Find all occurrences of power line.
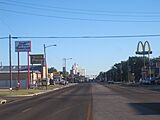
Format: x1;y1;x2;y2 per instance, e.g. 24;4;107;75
4;0;160;15
0;16;16;34
1;1;160;18
0;8;160;22
1;34;160;39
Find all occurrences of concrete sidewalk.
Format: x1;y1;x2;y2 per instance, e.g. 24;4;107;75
92;83;160;120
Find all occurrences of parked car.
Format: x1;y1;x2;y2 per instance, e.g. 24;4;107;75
55;80;60;84
50;79;56;85
142;80;151;85
155;77;160;85
139;77;156;85
60;80;68;85
107;80;114;84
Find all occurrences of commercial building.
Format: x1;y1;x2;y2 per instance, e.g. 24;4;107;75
0;65;42;88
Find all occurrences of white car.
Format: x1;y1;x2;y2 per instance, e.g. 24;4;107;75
60;80;66;85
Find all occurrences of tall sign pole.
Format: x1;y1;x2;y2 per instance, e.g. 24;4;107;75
15;41;31;89
9;34;12;90
136;41;152;80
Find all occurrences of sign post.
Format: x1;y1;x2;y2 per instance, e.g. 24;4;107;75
30;54;44;64
15;41;31;89
136;41;152;80
18;52;20;89
15;41;31;52
30;54;44;86
28;52;30;89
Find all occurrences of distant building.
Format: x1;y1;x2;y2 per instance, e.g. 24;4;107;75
70;63;86;76
69;63;86;82
78;69;86;76
0;65;42;88
86;75;97;79
71;63;79;75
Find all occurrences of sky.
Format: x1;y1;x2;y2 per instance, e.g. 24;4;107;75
0;0;160;75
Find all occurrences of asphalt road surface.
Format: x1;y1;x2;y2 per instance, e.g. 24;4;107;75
0;83;160;120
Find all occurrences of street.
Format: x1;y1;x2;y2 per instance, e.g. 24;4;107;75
0;83;160;120
94;83;160;120
0;84;93;120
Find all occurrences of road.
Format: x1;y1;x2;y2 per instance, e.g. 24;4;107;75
0;84;93;120
0;83;160;120
95;83;160;120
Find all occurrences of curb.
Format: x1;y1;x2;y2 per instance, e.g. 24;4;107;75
9;83;78;97
33;83;77;96
0;83;78;105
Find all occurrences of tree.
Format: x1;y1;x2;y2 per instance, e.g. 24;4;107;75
48;67;57;73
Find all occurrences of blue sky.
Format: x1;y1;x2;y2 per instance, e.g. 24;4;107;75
0;0;160;75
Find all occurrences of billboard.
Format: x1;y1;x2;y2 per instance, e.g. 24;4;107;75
15;41;31;52
30;54;44;64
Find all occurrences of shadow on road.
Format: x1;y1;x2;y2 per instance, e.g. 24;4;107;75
129;102;160;115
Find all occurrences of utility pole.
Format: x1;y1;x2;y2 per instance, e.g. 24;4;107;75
9;34;12;90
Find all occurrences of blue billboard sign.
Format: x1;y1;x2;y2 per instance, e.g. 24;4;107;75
15;41;31;52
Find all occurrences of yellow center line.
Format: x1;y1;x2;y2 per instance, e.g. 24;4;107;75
85;104;91;120
85;103;94;120
91;111;94;120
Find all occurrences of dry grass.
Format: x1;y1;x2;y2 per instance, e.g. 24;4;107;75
0;84;63;96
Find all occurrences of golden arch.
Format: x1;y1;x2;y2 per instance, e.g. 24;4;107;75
144;41;151;52
137;41;144;52
136;41;152;55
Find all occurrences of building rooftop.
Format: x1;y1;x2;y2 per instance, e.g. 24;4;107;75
0;65;42;72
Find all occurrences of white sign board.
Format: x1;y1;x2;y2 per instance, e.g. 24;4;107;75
15;41;31;52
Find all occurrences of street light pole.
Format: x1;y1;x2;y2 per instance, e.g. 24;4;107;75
63;58;72;80
43;44;56;89
44;44;46;74
128;59;130;83
63;58;72;72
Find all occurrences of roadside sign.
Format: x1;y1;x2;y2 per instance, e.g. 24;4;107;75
30;54;44;64
15;41;31;52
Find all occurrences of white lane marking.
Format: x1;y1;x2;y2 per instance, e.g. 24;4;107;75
22;108;31;113
52;104;82;116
